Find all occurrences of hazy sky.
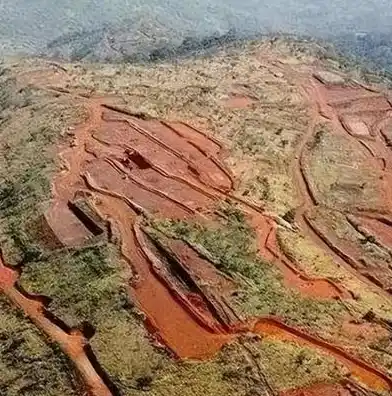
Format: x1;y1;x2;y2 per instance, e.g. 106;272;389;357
0;0;391;54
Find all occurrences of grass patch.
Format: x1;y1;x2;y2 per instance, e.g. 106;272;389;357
306;130;384;211
19;243;257;395
0;75;87;265
19;244;168;393
147;201;345;330
0;295;79;396
256;338;345;390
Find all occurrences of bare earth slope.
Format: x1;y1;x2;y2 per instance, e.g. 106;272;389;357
1;38;392;396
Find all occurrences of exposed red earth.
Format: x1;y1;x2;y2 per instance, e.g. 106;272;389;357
296;73;392;296
279;380;380;396
1;65;392;396
45;91;392;392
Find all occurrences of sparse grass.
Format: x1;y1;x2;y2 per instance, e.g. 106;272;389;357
310;207;392;271
148;201;346;331
306;127;384;211
255;338;345;391
276;224;392;347
0;295;79;396
64;41;308;215
2;40;392;396
20;245;126;326
19;243;263;396
19;244;167;393
0;74;87;265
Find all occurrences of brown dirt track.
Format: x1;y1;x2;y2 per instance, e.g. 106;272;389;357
2;62;392;396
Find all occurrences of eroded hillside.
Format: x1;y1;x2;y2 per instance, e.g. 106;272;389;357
1;39;392;396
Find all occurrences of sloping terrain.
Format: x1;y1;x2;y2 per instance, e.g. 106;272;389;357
1;38;392;396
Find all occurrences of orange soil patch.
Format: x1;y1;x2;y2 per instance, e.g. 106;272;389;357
341;115;371;137
42;95;392;393
223;93;254;109
163;121;222;156
317;85;380;105
280;383;352;396
334;96;391;116
45;202;94;247
0;258;17;289
92;194;232;359
293;72;392;300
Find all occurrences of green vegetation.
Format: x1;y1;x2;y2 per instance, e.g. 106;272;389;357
256;338;345;390
1;39;391;395
333;33;392;75
19;244;264;395
0;61;272;396
0;295;78;396
19;243;167;393
0;72;87;265
148;201;345;330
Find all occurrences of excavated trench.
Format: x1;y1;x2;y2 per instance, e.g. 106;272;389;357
2;72;392;396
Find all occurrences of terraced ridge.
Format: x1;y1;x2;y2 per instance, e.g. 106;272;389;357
1;56;392;396
298;73;392;296
20;85;390;394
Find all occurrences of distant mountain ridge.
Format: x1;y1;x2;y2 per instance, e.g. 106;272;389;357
1;0;392;60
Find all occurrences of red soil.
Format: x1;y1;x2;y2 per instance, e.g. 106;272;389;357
297;75;392;295
41;94;391;393
3;66;392;395
280;383;352;396
223;93;255;109
45;202;94;247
